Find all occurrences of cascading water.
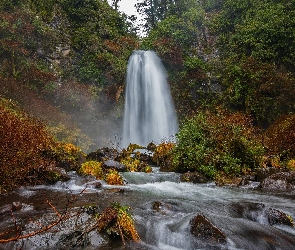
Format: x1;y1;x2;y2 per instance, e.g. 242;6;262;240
122;50;178;147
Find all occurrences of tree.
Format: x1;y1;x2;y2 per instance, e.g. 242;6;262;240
214;0;295;126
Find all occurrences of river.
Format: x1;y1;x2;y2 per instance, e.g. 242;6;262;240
1;168;295;249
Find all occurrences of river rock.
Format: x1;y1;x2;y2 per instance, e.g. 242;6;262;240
102;160;126;172
12;202;23;211
152;201;172;212
87;147;120;161
190;214;226;243
44;166;71;184
215;175;253;187
256;167;282;182
229;202;294;227
180;171;208;183
259;171;295;189
266;208;294;227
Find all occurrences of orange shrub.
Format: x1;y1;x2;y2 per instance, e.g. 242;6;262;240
0;99;56;192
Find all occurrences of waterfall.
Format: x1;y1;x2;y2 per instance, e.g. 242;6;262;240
122;50;178;147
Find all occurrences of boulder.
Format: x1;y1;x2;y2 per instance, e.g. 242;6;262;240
152;201;172;212
190;214;226;243
102;160;126;172
87;147;120;161
229;202;294;227
215;175;254;187
260;171;295;189
266;208;294;227
12;202;23;211
180;171;208;183
256;167;282;182
44;165;71;184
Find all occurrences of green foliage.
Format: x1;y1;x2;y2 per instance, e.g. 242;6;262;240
213;0;295;126
172;109;264;179
215;0;295;69
221;57;295;126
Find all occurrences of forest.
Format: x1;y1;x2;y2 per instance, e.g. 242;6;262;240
1;0;295;192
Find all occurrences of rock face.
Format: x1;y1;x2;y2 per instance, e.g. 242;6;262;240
260;171;295;189
190;214;226;243
180;171;208;183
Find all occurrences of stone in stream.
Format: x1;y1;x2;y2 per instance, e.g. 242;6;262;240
102;160;127;172
229;202;294;227
259;171;295;189
256;167;282;182
43;166;71;183
87;147;120;161
190;214;226;243
12;201;22;211
266;208;294;227
180;171;208;183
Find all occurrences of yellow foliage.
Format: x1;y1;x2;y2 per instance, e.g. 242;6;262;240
105;169;124;185
152;142;175;168
126;143;143;152
117;208;140;241
120;158;140;172
287;159;295;170
80;161;103;179
96;202;140;242
144;166;152;173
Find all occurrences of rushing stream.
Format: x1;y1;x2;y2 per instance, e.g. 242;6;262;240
1;168;295;250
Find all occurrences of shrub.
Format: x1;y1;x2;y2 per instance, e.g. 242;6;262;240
105;169;124;185
287;159;295;171
152;142;176;171
96;202;140;242
172;109;264;179
263;114;295;159
120;158;141;172
0;99;56;192
80;161;103;179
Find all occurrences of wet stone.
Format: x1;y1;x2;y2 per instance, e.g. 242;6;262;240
256;167;283;182
190;214;226;243
102;160;127;172
266;208;294;227
180;171;208;183
11;201;22;211
260;171;295;189
87;147;120;162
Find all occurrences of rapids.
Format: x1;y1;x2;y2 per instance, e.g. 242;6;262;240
1;169;295;249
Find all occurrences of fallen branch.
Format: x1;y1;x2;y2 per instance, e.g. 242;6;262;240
0;187;86;243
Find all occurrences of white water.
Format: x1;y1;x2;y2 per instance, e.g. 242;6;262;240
122;50;178;147
2;169;295;250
